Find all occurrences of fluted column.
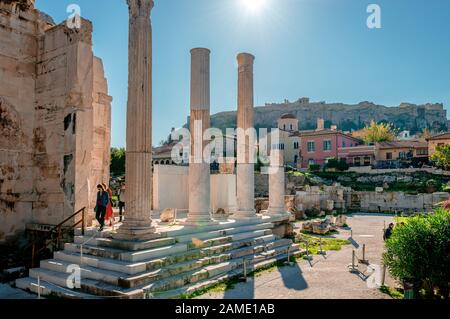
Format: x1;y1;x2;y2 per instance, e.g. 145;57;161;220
115;0;156;240
267;149;287;216
185;48;215;226
233;53;258;220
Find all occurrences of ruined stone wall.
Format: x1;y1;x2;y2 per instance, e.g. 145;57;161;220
0;2;111;243
0;2;40;242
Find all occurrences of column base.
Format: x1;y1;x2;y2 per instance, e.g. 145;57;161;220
182;212;218;227
231;209;260;221
113;218;158;241
262;210;292;221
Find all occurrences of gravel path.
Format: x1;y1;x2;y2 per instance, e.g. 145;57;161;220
197;214;396;299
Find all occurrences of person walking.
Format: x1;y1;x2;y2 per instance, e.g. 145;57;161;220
383;223;394;241
118;184;126;222
103;183;114;227
95;184;109;231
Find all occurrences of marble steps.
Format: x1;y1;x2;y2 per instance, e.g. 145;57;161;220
73;236;177;251
172;222;275;243
15;277;99;299
151;245;305;299
65;229;273;263
46;235;288;289
26;242;300;298
53;233;277;276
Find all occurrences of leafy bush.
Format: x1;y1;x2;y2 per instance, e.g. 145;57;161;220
431;143;450;170
308;164;321;172
325;158;349;171
383;208;450;299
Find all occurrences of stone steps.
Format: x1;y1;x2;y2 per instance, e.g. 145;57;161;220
17;218;297;299
26;242;299;298
151;246;304;299
66;229;273;263
47;236;288;290
15;277;98;299
54;233;277;276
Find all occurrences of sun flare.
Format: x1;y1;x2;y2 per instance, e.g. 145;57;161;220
241;0;267;14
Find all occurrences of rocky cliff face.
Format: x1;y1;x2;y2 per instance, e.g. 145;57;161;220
206;100;448;133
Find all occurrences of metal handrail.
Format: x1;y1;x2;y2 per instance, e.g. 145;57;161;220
26;207;86;268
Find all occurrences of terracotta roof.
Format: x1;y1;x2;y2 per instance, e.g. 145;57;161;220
427;132;450;141
280;113;297;120
289;129;363;142
377;140;428;149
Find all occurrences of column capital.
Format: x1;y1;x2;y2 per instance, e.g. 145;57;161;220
127;0;154;19
237;53;255;67
190;47;211;56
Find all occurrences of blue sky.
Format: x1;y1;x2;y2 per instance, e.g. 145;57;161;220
35;0;450;147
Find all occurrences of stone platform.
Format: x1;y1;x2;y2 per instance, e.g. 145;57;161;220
16;215;300;299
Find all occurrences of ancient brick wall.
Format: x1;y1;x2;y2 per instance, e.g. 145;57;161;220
0;2;111;243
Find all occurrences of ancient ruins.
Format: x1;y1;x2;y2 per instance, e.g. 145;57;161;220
0;0;111;244
13;0;298;298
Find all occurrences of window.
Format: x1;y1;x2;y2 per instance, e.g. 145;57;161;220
386;152;393;160
293;142;299;149
307;141;315;153
417;149;428;156
364;157;371;166
354;157;361;166
308;159;315;165
399;152;407;159
290;124;293;130
323;140;332;152
342;141;346;148
283;124;286;130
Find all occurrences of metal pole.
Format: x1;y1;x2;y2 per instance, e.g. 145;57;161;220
362;244;366;261
381;264;386;286
82;208;85;236
37;276;41;299
80;245;83;266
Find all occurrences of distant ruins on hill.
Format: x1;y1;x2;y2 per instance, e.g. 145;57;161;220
203;98;448;134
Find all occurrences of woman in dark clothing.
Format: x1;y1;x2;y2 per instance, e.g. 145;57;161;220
94;184;109;231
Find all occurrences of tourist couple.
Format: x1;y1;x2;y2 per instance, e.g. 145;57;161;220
94;183;114;231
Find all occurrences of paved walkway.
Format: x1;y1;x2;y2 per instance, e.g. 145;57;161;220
197;215;396;299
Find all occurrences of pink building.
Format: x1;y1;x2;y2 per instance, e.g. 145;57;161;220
291;129;363;168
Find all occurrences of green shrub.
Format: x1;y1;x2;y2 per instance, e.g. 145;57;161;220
308;164;321;172
383;208;450;299
324;158;349;171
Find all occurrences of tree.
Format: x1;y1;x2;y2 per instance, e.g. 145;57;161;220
420;128;432;140
360;120;396;144
383;209;450;299
431;143;450;170
110;147;125;177
324;158;349;171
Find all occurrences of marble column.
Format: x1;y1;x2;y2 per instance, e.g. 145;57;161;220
233;53;258;220
185;48;214;226
115;0;156;240
267;149;287;216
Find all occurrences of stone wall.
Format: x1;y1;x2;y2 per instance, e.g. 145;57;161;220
0;2;111;243
255;173;306;197
356;191;448;213
152;165;237;214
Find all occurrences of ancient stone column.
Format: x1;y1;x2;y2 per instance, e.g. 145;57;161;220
115;0;156;240
185;48;214;226
233;53;258;220
267;149;286;216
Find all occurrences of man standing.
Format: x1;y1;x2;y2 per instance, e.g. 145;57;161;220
95;184;109;231
383;223;394;241
118;184;126;222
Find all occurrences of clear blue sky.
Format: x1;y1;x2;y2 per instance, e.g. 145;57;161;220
35;0;450;148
